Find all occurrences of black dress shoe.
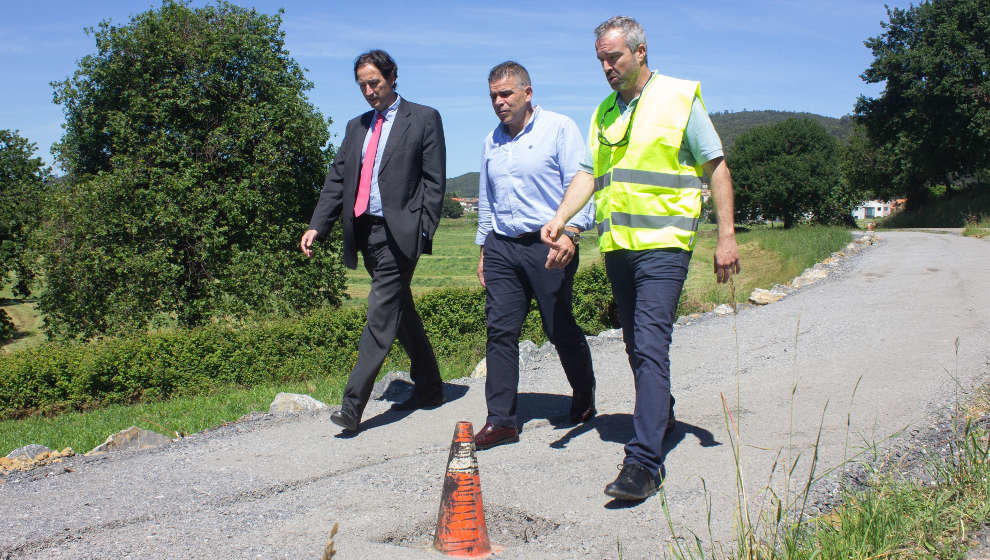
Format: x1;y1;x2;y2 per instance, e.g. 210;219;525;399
569;391;596;423
604;463;660;501
330;408;359;432
390;392;444;411
474;422;519;450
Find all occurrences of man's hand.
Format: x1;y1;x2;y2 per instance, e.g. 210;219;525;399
713;235;740;283
300;229;319;257
476;250;486;287
541;221;577;270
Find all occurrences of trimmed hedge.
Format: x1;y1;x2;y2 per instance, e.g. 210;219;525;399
0;263;616;420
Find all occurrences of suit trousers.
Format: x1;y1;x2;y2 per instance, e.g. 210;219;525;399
340;219;442;417
604;248;691;479
482;232;596;427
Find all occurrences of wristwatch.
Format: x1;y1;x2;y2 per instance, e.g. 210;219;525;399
562;229;580;244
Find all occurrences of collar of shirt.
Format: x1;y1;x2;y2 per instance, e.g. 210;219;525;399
494;104;540;143
616;71;656;113
376;94;401;123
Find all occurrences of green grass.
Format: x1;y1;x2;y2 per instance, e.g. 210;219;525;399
342;215;602;303
681;225;852;314
0;378;346;455
784;419;989;559
0;280;44;353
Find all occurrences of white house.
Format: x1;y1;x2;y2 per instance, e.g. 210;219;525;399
851;199;905;220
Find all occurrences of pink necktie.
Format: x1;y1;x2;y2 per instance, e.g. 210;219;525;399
354;112;385;217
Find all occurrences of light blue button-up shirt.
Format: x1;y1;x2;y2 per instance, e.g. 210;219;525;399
476;105;594;245
361;95;402;217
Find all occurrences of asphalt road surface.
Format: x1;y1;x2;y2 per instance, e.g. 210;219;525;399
2;230;989;559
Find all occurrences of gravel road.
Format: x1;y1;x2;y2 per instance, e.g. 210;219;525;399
2;230;989;559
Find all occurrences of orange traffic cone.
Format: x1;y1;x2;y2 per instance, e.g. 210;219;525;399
433;421;493;558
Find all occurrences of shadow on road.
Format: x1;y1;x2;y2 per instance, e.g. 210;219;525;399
335;381;470;437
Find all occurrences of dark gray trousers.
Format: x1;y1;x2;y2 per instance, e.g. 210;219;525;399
340;219;442;417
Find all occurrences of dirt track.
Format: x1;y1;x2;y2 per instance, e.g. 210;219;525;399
2;230;988;559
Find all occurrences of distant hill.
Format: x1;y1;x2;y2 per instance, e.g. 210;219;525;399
447;172;480;197
710;110;855;151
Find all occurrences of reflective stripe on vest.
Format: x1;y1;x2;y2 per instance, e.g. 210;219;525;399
594;169;703;192
589;73;705;253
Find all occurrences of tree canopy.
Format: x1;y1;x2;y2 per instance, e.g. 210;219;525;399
0;129;47;298
43;1;344;339
441;193;464;219
854;0;990;208
730;119;857;228
0;130;48;341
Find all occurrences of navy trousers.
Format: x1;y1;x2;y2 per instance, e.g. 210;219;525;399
340;219;443;418
604;248;691;479
482;232;596;427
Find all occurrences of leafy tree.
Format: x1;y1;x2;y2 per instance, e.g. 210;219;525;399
0;129;48;298
441;192;464;219
43;1;344;339
855;0;990;209
730;119;856;228
840;125;894;203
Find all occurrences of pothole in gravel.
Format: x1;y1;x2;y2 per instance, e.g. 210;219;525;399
379;505;561;548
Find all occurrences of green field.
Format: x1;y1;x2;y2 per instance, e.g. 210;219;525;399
342;215;602;303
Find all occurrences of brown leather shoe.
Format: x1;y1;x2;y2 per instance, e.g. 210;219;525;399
474;422;519;450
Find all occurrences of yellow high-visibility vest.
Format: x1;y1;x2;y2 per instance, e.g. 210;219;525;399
590;73;705;252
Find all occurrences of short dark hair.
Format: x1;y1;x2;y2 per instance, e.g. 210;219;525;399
354;50;398;87
488;61;531;87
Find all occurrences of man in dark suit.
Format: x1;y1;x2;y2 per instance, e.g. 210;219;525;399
300;50;446;433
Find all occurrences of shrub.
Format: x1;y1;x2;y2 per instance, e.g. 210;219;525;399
0;262;616;419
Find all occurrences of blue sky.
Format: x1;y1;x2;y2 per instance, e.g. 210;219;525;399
1;0;913;179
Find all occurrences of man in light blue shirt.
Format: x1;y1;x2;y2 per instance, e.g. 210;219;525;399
473;61;597;450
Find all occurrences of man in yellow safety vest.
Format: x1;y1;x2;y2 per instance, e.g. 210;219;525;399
542;15;740;501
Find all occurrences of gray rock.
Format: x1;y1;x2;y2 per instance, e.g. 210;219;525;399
770;284;791;295
749;288;785;305
87;426;173;456
714;303;735;316
468;339;557;377
269;392;329;413
791;267;829;289
371;371;414;402
518;340;539;363
470;359;487;378
5;444;53;460
597;328;623;340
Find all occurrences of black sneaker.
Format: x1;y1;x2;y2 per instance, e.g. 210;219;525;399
604;463;660;501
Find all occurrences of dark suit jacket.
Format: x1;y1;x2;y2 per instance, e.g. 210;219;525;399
309;98;446;269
